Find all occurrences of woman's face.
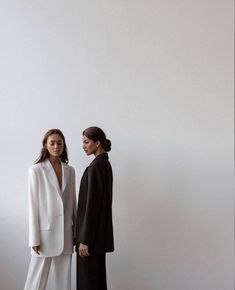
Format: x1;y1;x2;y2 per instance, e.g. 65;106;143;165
46;134;64;158
83;135;99;156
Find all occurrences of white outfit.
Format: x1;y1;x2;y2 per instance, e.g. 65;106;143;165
24;254;71;290
24;159;76;290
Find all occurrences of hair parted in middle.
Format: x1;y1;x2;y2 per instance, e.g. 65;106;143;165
35;129;69;164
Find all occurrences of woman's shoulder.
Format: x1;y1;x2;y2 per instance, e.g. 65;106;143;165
89;158;104;169
63;163;76;173
63;162;74;168
88;157;111;173
29;163;42;171
29;159;49;172
89;153;109;167
28;163;43;178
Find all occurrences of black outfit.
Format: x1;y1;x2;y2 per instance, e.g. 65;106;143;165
76;153;114;290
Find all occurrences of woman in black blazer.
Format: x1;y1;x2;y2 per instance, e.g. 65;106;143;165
76;127;114;290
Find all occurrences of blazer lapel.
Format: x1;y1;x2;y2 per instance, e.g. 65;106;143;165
61;163;69;195
42;159;61;195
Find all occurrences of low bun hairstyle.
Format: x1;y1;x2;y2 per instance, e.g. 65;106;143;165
83;127;112;152
104;139;111;152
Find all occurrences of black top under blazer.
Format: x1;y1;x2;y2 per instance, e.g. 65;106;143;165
76;153;114;255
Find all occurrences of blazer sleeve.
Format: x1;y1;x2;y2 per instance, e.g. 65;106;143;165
79;165;103;245
28;168;40;247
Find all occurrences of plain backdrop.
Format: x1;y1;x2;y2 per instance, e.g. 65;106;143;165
0;1;233;290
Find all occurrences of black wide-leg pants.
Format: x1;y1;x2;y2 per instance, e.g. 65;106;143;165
76;253;107;290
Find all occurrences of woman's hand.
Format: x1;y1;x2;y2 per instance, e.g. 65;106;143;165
32;245;40;255
79;243;90;257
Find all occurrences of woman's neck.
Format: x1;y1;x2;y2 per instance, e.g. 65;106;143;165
94;147;105;157
49;156;61;166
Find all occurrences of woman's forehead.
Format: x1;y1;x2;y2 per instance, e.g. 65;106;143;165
47;134;63;141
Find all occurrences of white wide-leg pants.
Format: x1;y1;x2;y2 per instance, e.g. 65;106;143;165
24;254;71;290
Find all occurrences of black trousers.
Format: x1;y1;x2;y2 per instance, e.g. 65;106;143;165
76;253;107;290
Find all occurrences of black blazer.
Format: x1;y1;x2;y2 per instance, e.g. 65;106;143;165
76;153;114;255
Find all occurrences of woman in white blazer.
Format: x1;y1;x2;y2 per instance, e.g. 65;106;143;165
24;129;76;290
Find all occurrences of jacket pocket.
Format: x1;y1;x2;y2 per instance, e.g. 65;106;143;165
40;222;51;231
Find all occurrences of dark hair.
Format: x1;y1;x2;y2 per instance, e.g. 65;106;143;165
35;129;69;164
83;126;111;152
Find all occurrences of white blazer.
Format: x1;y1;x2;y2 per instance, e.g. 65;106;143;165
28;159;76;257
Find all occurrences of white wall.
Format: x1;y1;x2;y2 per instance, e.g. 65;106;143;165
0;1;233;290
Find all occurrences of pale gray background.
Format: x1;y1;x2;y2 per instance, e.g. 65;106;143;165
0;1;233;290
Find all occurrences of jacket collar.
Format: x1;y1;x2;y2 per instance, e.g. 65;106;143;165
41;159;69;195
90;153;109;165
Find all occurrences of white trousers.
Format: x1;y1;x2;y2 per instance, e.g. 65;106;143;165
24;254;72;290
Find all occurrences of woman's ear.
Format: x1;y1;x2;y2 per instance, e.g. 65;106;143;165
96;141;101;148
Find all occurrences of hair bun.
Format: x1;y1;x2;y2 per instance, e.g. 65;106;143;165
105;139;111;152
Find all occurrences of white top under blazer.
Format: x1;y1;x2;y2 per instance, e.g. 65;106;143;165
28;159;76;257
